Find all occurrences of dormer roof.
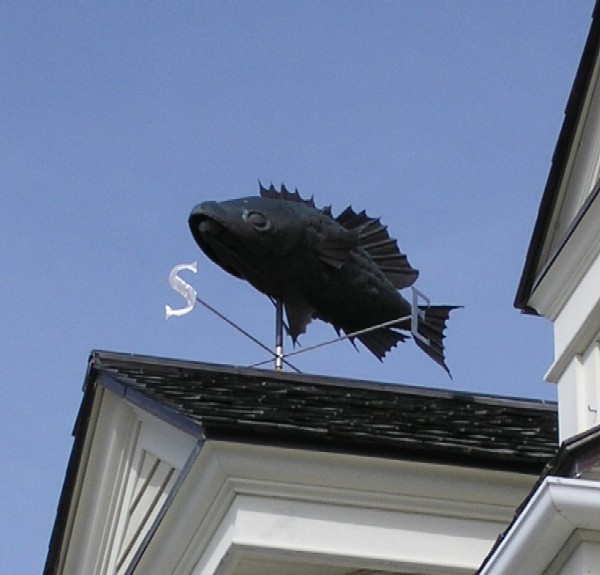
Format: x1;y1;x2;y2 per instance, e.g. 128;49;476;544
45;351;559;575
87;350;557;471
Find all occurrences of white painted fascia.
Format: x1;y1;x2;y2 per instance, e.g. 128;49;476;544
526;189;600;385
528;35;600;322
204;493;493;575
59;386;139;575
131;441;537;575
478;476;600;575
529;187;600;326
545;296;600;385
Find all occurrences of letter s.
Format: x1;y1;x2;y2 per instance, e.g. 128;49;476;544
165;262;198;319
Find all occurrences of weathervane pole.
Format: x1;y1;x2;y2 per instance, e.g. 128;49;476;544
275;298;284;370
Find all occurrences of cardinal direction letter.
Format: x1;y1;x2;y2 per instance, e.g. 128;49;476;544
411;287;430;345
165;262;198;319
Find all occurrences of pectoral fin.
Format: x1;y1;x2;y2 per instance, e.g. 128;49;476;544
315;228;359;269
284;294;316;343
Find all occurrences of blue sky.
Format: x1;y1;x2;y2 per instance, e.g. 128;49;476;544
1;2;595;572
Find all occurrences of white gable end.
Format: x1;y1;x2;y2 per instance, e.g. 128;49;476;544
56;387;198;575
115;449;177;572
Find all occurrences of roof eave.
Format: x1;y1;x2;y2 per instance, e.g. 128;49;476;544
43;355;99;575
514;1;600;312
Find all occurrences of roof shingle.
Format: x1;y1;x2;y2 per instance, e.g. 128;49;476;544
89;350;558;474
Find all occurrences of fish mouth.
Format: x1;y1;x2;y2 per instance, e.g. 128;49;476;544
189;212;250;279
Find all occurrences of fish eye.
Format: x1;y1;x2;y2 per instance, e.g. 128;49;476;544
244;210;271;232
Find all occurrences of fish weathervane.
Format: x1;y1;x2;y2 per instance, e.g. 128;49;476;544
188;183;459;374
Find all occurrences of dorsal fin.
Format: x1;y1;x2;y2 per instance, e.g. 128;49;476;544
335;206;419;289
258;182;316;208
321;205;333;217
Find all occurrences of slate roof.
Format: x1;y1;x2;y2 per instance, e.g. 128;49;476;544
89;350;558;474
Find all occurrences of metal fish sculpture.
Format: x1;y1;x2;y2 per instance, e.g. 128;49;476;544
189;184;458;374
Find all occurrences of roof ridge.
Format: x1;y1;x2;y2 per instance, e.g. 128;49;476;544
89;349;557;409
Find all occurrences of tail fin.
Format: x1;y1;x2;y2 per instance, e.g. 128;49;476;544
414;305;460;376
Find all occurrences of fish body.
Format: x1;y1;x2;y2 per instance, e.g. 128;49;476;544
189;184;457;373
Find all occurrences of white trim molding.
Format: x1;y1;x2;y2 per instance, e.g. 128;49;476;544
479;476;600;575
131;441;537;575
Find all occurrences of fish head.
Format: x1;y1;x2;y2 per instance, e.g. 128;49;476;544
189;196;306;280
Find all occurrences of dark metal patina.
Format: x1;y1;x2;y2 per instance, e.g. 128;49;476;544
189;184;457;373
